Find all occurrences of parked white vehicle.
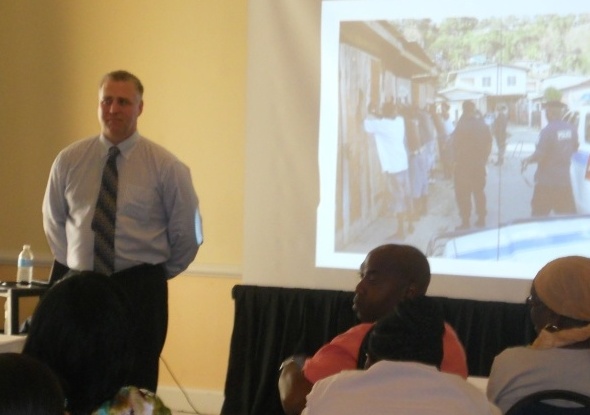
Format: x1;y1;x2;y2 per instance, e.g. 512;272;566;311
424;107;590;261
426;215;590;260
562;105;590;213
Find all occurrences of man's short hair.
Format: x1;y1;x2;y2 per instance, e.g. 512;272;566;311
100;70;144;97
367;296;444;367
542;100;566;110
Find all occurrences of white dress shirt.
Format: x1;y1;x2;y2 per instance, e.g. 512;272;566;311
364;115;409;174
42;132;203;278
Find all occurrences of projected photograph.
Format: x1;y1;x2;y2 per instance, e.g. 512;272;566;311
316;2;590;277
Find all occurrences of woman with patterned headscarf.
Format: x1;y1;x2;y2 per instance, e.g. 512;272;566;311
487;256;590;413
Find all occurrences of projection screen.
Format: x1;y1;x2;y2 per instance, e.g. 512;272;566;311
243;0;590;302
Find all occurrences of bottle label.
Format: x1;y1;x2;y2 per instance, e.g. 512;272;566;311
18;259;33;267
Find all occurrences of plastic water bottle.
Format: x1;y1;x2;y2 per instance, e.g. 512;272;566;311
17;244;34;284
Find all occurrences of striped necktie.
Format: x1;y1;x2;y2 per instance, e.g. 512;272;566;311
92;146;120;275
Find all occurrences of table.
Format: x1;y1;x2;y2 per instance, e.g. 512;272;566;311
0;334;27;352
0;284;48;335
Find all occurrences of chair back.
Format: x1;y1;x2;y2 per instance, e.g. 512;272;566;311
506;390;590;415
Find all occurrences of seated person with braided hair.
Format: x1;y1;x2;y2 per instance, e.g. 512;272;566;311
302;296;500;415
279;244;468;415
22;271;171;415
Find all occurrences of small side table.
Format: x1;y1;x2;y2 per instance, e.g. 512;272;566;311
0;284;49;335
0;334;27;352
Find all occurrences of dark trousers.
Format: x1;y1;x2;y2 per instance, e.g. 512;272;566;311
454;169;487;223
495;133;507;161
111;264;168;392
531;184;576;217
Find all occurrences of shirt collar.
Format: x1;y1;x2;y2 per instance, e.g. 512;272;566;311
98;131;140;159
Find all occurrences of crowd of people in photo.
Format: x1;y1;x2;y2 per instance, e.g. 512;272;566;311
363;95;579;233
363;98;504;234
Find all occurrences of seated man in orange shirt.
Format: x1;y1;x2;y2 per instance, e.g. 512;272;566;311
278;244;468;415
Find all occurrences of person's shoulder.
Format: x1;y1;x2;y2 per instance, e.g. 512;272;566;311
341;322;374;337
136;136;191;172
55;136;100;161
392;116;405;126
373;360;438;374
137;135;170;153
325;323;373;346
137;136;185;162
559;119;578;133
312;367;367;392
539;121;566;137
492;345;531;363
476;116;490;128
60;136;99;152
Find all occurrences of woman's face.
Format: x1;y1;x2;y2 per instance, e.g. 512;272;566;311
527;285;556;333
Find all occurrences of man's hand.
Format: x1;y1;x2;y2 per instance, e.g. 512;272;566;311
278;356;312;415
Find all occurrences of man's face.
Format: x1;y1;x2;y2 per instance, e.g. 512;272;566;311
545;107;562;122
98;79;143;144
352;250;413;323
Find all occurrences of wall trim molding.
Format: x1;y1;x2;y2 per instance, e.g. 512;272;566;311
157;386;224;415
0;252;242;279
185;263;242;278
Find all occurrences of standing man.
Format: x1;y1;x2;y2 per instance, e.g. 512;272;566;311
452;101;492;230
432;102;454;180
42;70;203;391
522;100;578;216
492;104;508;166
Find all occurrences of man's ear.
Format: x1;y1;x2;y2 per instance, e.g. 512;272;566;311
405;283;419;299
